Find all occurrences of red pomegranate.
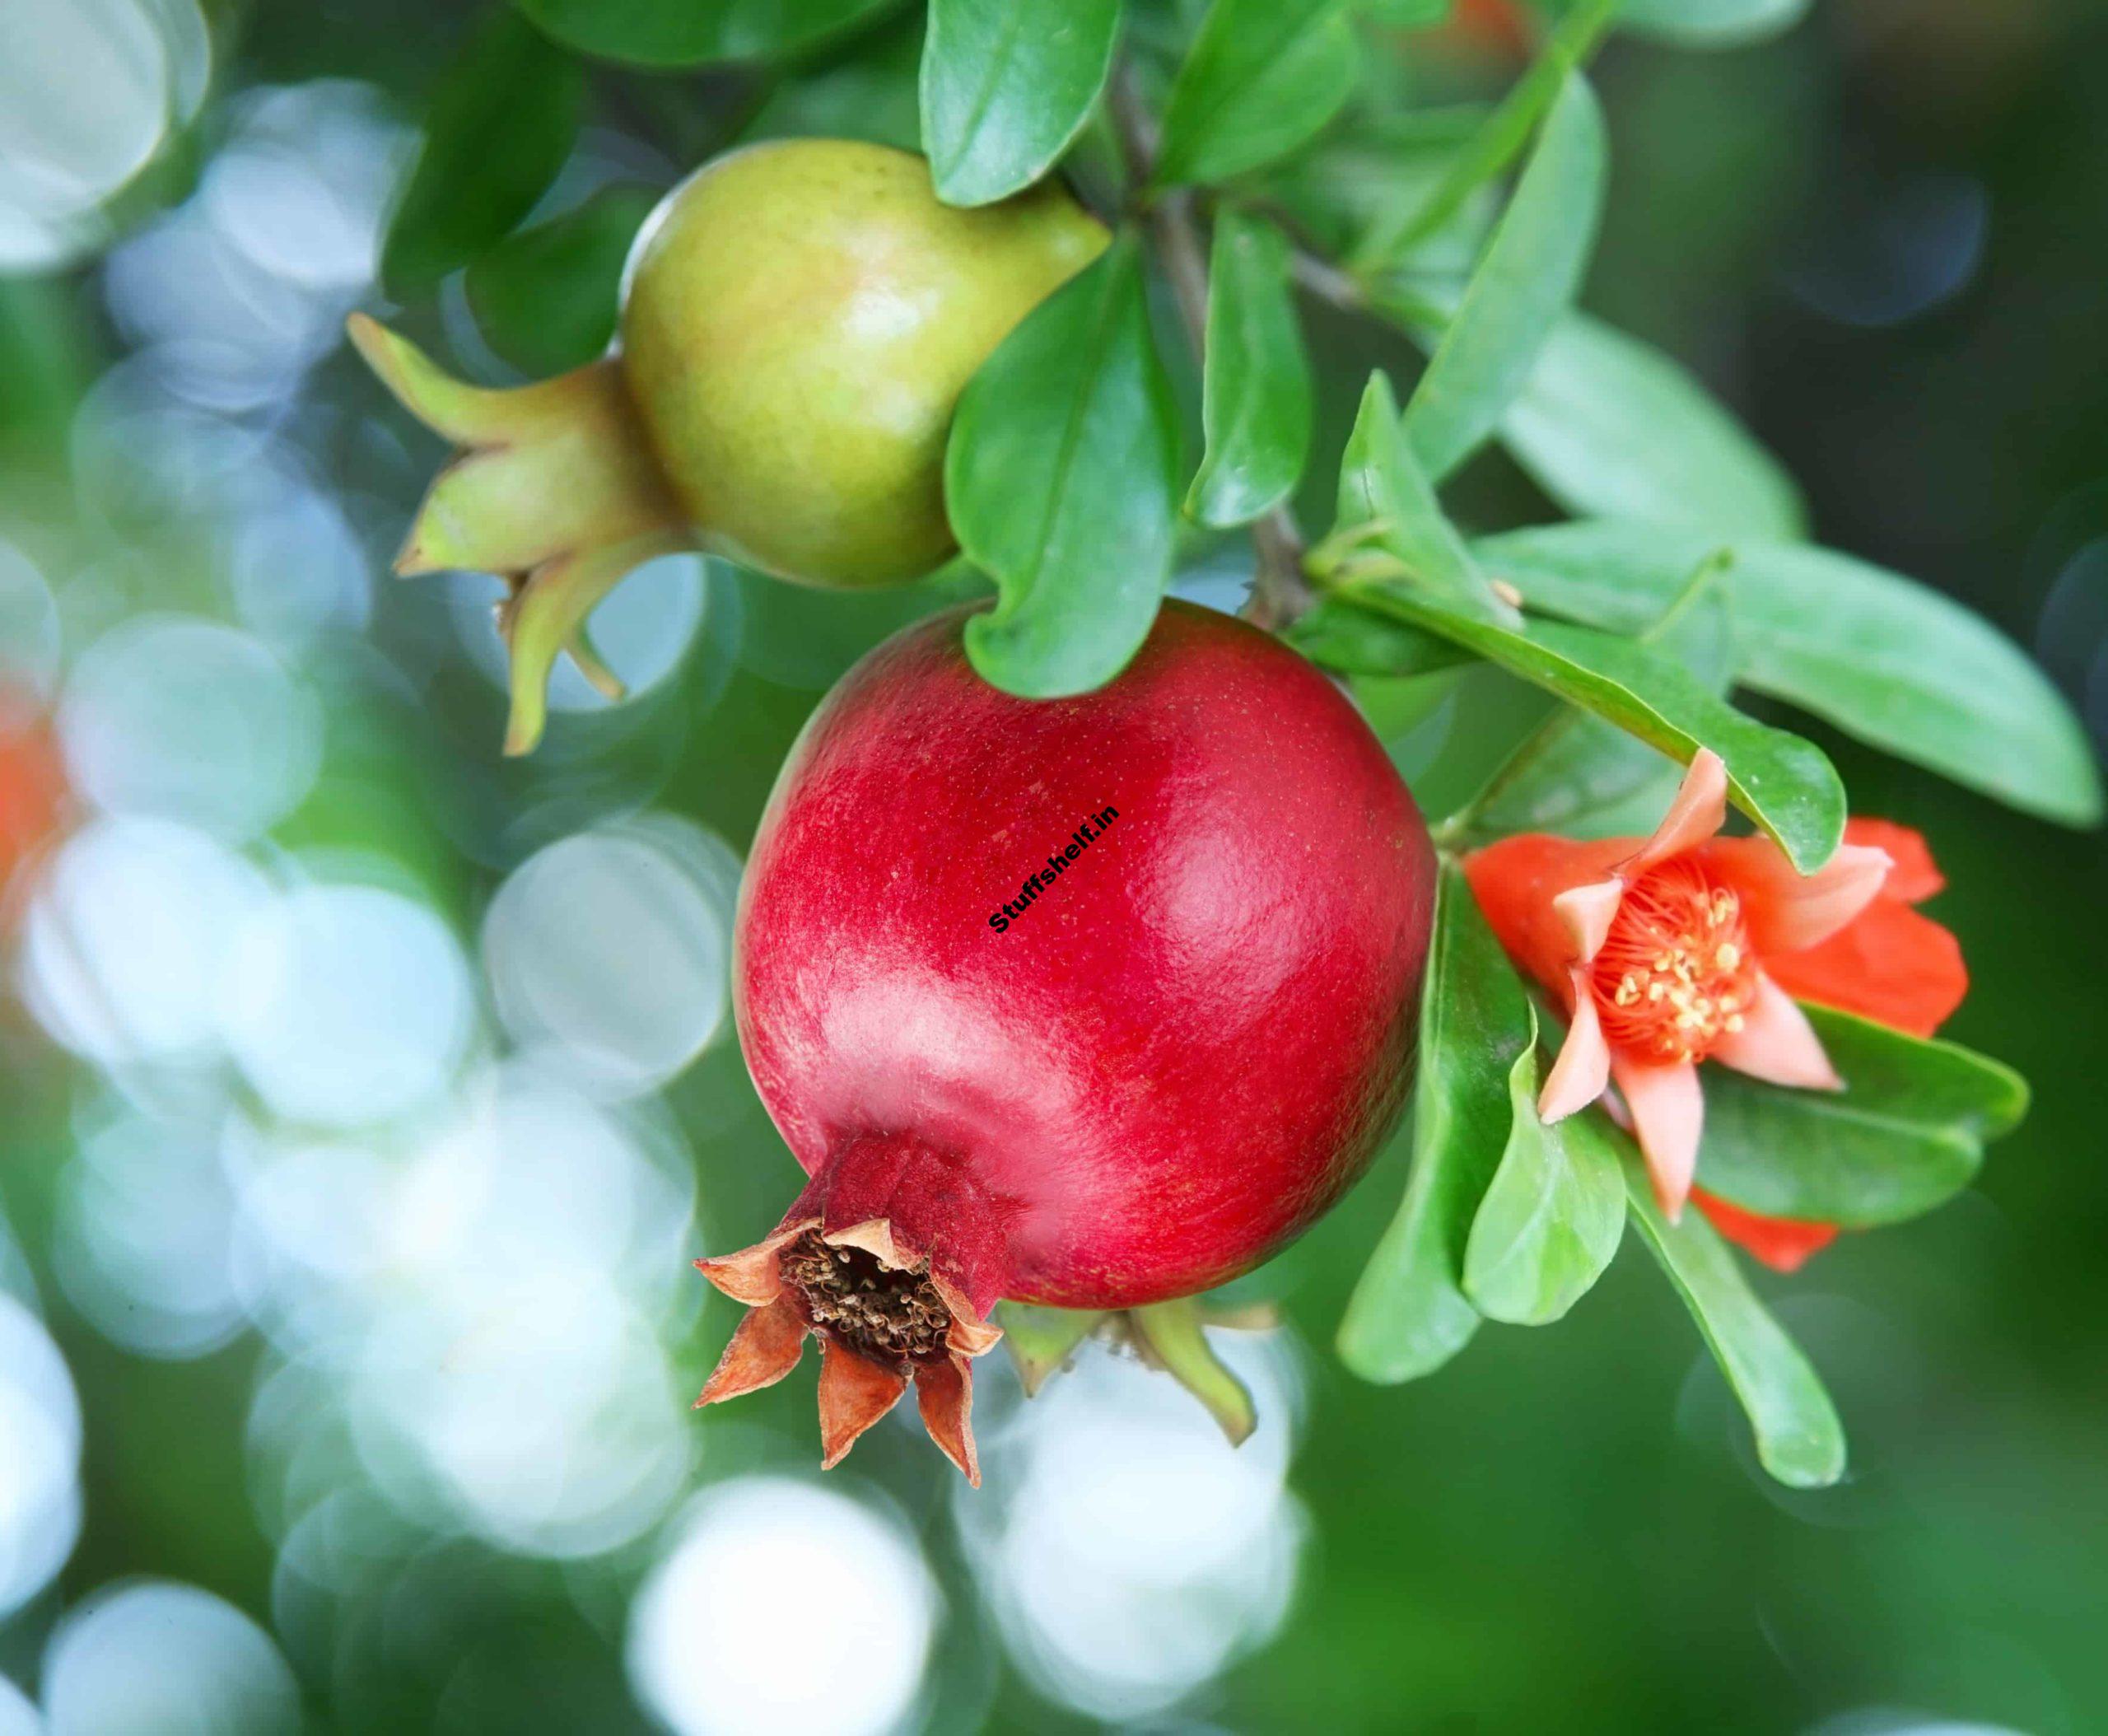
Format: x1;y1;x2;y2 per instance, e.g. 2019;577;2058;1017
694;600;1436;1481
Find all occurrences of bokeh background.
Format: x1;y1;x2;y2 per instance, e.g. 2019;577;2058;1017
3;1;2107;1732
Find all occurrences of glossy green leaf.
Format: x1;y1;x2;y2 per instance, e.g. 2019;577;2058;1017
1285;600;1478;678
1331;371;1514;623
949;237;1181;698
1356;0;1451;21
1617;0;1810;48
1404;71;1607;483
1467;562;1734;838
383;13;583;296
1623;1149;1847;1488
1154;0;1359;188
1322;461;1844;870
1501;312;1806;539
1187;212;1313;527
1323;382;1840;866
1427;604;1841;870
1699;1006;2028;1228
920;0;1120;206
1477;520;2105;827
1353;0;1612;271
1338;863;1530;1383
742;13;925;149
465;187;659;377
1462;1020;1625;1326
515;0;893;68
1271;106;1495;279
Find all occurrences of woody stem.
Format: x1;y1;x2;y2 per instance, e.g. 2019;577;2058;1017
1106;60;1314;633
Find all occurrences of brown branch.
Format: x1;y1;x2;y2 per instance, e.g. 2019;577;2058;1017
1107;62;1313;632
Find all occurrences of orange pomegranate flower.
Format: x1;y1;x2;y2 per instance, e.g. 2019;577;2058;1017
1465;749;1921;1222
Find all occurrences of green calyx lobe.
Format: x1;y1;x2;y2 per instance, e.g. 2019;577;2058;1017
351;138;1106;754
998;1295;1276;1445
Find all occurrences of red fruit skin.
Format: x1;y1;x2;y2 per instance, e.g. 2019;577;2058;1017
733;600;1437;1311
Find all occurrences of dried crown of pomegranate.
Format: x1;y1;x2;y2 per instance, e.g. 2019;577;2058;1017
695;1133;1005;1483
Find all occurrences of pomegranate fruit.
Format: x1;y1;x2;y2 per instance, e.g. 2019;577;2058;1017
347;138;1105;754
696;600;1438;1480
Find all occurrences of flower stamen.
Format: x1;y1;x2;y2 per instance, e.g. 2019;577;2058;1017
1591;857;1760;1066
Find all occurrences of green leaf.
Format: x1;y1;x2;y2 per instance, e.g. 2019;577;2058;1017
742;13;925;149
1338;862;1529;1383
1270;107;1496;279
920;0;1120;207
383;12;583;296
1467;559;1734;838
1285;600;1478;678
1617;0;1810;48
1187;212;1313;528
1352;0;1612;270
1321;446;1844;869
1356;0;1451;21
1462;1019;1625;1326
1434;605;1843;870
1699;1006;2028;1228
949;236;1181;698
464;187;659;377
1623;1149;1847;1489
1477;520;2106;828
1331;372;1515;623
1501;312;1806;539
515;0;894;68
1154;0;1359;188
1403;71;1607;483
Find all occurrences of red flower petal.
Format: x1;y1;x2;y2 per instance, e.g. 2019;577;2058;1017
1765;898;1967;1038
1693;1191;1840;1273
1695;836;1891;954
1464;834;1630;998
1843;818;1943;903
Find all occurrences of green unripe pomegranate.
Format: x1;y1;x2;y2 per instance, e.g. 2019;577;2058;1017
347;139;1106;753
621;141;1105;588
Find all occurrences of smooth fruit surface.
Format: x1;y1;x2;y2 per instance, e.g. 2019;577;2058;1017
733;599;1438;1308
620;139;1107;588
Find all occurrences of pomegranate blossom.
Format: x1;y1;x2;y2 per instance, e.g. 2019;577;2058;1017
694;600;1437;1480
